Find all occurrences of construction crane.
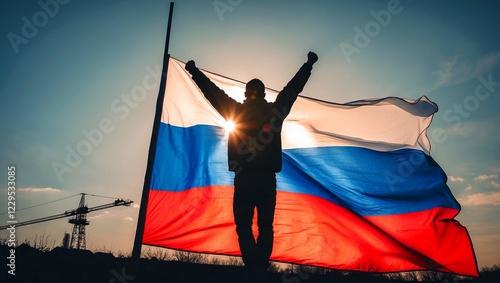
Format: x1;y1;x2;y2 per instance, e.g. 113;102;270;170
0;193;133;249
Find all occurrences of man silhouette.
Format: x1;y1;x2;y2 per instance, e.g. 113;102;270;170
185;52;318;281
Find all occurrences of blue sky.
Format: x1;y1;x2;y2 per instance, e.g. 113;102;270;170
1;0;499;268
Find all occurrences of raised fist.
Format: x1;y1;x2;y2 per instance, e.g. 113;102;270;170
307;52;318;66
185;60;196;72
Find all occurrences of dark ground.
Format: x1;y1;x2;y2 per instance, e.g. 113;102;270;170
1;244;499;283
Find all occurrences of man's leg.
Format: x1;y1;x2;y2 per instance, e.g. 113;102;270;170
233;174;259;269
256;172;277;270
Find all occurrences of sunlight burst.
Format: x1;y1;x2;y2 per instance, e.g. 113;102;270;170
225;120;236;133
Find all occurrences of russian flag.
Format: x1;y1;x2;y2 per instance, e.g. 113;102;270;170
142;58;478;276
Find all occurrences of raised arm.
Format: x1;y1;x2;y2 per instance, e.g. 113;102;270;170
273;52;318;118
185;60;238;119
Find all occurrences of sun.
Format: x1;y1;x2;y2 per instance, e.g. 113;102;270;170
224;120;235;133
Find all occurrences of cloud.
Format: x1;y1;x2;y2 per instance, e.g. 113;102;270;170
475;51;500;75
489;181;500;188
89;210;110;219
433;119;499;141
457;192;500;206
475;174;498;181
123;217;134;221
465;185;472;191
449;176;465;182
434;55;469;86
431;51;500;90
17;187;61;193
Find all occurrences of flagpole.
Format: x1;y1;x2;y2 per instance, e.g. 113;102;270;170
132;1;175;260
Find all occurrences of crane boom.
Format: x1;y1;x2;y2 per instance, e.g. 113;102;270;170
0;199;133;230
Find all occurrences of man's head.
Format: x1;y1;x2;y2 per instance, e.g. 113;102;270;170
245;78;265;99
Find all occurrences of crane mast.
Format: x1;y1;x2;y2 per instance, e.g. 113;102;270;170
0;193;133;250
69;194;90;249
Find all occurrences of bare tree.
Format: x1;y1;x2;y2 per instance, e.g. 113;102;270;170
173;250;206;263
23;233;56;252
142;246;175;261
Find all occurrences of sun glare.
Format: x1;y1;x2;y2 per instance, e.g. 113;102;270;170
225;120;235;133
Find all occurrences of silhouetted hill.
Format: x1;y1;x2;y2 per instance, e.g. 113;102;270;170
1;244;498;283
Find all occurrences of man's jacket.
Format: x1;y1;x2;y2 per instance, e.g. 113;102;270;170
188;63;312;173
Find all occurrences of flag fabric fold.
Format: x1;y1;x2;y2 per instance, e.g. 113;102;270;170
142;57;478;276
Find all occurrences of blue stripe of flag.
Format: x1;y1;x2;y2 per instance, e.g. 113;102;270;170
151;123;460;216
